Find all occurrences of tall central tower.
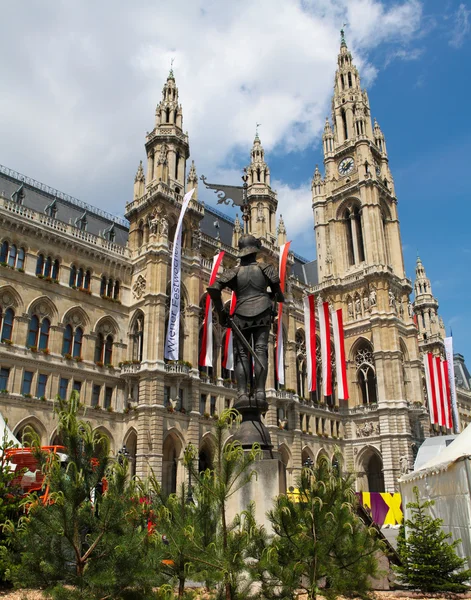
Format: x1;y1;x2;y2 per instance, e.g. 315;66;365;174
312;32;426;491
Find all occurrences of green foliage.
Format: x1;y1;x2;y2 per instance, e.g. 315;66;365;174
4;393;162;599
259;452;381;600
394;486;471;592
174;409;266;600
0;424;24;583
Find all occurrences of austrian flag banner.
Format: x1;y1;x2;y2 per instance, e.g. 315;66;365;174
318;301;332;397
222;292;237;371
424;353;438;425
199;251;225;367
332;308;349;400
164;188;195;361
303;294;316;392
276;241;291;385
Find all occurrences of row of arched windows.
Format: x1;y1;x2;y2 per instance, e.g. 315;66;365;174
69;266;91;289
1;307;115;364
0;242;25;269
36;255;60;279
100;276;120;299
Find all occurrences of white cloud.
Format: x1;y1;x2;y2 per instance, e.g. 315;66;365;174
449;3;471;48
0;0;423;230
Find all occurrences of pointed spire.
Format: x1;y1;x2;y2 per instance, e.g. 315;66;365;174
313;164;322;184
340;26;347;48
134;160;145;199
323;117;332;135
277;214;287;246
187;160;198;185
134;160;145;183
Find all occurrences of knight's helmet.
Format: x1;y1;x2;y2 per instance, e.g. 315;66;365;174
238;234;261;257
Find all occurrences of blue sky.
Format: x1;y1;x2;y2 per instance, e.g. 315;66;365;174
0;0;470;360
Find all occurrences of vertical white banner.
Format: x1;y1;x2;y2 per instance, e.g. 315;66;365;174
164;189;195;361
444;336;460;433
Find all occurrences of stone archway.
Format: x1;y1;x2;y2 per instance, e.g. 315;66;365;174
199;434;215;474
162;432;183;496
278;444;291;494
124;428;138;477
356;446;385;492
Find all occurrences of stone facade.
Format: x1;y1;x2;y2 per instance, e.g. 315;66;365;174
0;41;469;496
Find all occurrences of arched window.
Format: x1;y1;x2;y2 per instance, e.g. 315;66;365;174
52;259;59;280
84;270;91;290
137;222;144;247
38;318;50;350
165;107;170;123
344;205;364;266
132;314;144;362
69;265;77;287
104;335;113;365
113;281;120;300
27;315;40;348
340;73;345;90
100;276;107;296
36;254;44;276
44;256;52;277
62;324;73;355
8;245;17;268
348;71;353;87
0;241;8;264
341;108;348;140
73;327;83;358
345;209;355;266
107;278;113;297
175;151;180;179
1;308;14;342
355;344;377;405
95;333;104;363
77;268;84;288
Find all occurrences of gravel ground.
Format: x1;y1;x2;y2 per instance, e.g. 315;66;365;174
1;591;470;599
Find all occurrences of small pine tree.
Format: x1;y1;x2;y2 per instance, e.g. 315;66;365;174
4;393;162;599
395;486;471;592
260;452;381;600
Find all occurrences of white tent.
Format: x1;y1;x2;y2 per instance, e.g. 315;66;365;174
0;411;20;447
399;424;471;570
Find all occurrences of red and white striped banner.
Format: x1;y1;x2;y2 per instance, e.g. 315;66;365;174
199;251;225;367
275;241;291;385
332;308;349;400
318;301;332;396
424;353;438;425
423;352;453;429
222;292;237;371
440;359;453;429
303;294;316;392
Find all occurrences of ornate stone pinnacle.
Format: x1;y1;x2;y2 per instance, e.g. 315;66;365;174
134;160;145;183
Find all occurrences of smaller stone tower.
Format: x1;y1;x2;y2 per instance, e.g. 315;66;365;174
413;256;445;353
245;132;278;245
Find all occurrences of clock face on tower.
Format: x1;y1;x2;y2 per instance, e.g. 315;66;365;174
338;157;355;176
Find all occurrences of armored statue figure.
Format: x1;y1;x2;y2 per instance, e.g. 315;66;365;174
208;234;284;448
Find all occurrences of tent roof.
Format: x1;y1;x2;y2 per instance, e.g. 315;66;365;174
0;412;19;447
400;424;471;483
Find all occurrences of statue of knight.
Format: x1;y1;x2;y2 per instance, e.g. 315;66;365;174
208;234;284;449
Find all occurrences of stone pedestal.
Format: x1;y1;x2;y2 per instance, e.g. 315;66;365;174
227;450;281;532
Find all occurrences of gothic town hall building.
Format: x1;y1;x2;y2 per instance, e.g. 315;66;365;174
0;38;470;494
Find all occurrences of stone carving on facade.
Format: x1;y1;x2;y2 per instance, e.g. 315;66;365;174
1;292;14;308
430;310;436;323
355;295;362;319
408;301;414;317
388;289;396;310
257;202;265;222
160;215;168;238
399;454;411;475
157;143;168;165
347;296;354;320
363;292;369;312
399;299;404;317
369;287;376;307
356;421;375;437
132;275;146;299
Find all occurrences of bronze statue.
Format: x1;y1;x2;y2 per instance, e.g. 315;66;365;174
208;234;284;448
